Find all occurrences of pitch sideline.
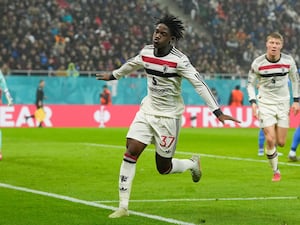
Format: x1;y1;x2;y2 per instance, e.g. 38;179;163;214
0;182;196;225
81;142;300;167
95;196;299;204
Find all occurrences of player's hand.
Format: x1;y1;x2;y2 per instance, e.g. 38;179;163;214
217;114;241;124
7;98;13;106
5;91;13;106
95;73;111;81
251;103;258;119
291;102;300;116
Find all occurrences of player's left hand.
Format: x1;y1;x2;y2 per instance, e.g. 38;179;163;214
291;102;300;116
217;114;241;124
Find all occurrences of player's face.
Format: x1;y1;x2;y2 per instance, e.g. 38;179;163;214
266;37;283;60
152;23;172;49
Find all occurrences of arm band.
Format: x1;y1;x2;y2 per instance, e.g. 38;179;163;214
293;97;299;102
109;74;117;80
249;99;256;104
213;108;223;118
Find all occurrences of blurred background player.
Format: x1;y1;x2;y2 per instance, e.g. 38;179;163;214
288;126;300;161
228;85;243;106
0;69;13;160
247;32;300;182
25;80;47;127
100;84;112;105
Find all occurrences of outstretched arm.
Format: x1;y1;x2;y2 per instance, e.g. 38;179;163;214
213;108;240;124
217;114;241;124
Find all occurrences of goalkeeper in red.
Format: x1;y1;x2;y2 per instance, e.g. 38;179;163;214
96;14;240;218
247;32;300;182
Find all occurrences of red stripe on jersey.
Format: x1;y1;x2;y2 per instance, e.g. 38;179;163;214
258;64;290;71
142;56;177;68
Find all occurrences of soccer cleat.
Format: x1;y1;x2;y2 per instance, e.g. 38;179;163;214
272;172;281;182
258;150;264;156
190;155;202;183
108;208;129;218
288;155;300;162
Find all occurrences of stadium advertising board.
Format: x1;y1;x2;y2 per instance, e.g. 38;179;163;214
0;105;299;128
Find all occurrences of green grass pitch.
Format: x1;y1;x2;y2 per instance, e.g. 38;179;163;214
0;127;299;225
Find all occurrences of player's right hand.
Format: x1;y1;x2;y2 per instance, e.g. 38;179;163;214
251;103;258;119
95;73;111;81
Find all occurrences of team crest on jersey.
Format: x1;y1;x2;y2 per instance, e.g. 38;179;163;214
162;65;168;74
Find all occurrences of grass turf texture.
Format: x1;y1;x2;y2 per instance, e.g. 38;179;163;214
0;127;299;225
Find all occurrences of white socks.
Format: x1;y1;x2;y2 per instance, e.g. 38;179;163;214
169;158;195;174
266;147;279;173
119;160;136;209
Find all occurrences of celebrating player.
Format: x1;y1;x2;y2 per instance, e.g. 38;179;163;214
247;32;300;181
96;14;240;218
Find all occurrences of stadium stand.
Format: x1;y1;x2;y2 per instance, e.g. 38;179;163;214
0;0;299;78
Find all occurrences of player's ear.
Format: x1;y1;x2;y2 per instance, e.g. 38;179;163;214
170;36;176;45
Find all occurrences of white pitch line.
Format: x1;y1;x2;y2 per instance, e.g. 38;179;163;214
95;196;299;203
81;142;300;167
0;182;196;225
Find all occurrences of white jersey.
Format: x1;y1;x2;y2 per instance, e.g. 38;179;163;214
247;53;300;104
0;70;9;92
112;45;220;118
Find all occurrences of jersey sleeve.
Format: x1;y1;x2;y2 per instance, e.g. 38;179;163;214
288;57;300;100
177;55;220;112
112;54;144;79
246;62;258;103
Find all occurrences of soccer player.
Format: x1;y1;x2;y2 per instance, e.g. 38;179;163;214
96;14;240;218
247;32;300;182
25;80;46;127
288;126;300;161
100;84;112;105
0;69;13;160
228;85;244;106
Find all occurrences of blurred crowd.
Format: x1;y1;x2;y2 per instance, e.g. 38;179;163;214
177;0;300;75
0;0;300;77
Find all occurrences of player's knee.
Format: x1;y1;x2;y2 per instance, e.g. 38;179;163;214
156;164;171;175
277;141;285;147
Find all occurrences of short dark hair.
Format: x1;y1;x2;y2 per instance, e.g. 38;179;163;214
155;14;184;41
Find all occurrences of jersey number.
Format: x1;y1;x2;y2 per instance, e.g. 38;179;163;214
152;77;158;85
160;135;175;148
